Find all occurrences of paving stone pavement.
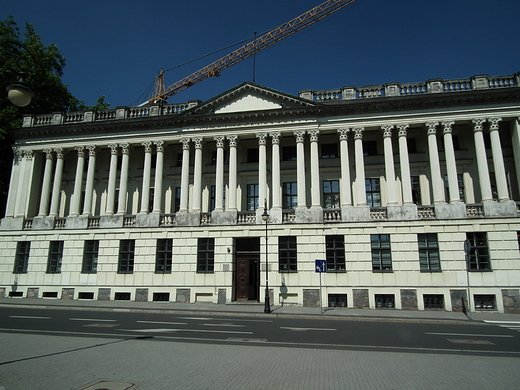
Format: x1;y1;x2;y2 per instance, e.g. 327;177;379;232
0;332;519;390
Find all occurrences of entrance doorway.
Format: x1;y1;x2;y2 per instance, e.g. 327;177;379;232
235;237;260;301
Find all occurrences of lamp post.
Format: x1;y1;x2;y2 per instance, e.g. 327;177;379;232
2;41;36;107
261;199;271;313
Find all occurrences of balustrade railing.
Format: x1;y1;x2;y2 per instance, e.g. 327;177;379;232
200;213;211;225
237;212;256;224
370;207;387;220
160;214;176;226
54;217;66;229
466;204;484;218
417;206;435;219
283;210;296;223
323;209;341;222
123;215;136;227
88;216;100;228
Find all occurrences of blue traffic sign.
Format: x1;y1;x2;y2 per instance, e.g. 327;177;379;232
315;259;327;273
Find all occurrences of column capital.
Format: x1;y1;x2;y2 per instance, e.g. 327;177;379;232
256;133;268;145
353;127;364;139
142;141;152;152
488;117;502;131
12;147;23;161
227;135;238;147
119;143;130;155
192;137;203;149
43;148;54;159
442;120;455;134
270;132;281;144
472;118;486;132
425;122;438;135
381;124;394;138
294;130;306;143
338;128;350;140
75;146;85;157
108;144;119;155
308;129;319;142
397;124;409;137
180;138;190;150
22;150;33;160
214;135;225;148
87;145;96;157
154;140;164;152
54;147;64;159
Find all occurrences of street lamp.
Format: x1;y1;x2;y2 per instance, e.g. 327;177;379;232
2;41;36;107
261;199;271;313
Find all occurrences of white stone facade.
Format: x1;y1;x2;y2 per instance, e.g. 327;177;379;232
1;76;520;313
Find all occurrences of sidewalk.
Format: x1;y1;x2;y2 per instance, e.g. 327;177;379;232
1;297;518;323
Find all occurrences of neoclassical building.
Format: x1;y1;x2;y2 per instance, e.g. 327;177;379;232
1;73;520;313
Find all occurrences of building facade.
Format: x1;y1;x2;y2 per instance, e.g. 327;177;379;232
1;73;520;313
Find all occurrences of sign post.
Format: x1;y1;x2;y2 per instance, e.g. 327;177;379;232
315;260;326;314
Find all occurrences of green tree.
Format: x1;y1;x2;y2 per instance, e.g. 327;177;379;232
0;16;105;216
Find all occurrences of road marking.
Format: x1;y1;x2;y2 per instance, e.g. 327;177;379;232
70;318;117;322
447;339;495;345
484;320;520;325
121;328;253;335
9;315;51;320
280;327;336;332
201;323;245;328
179;317;212;320
227;337;267;342
426;332;513;338
137;321;187;325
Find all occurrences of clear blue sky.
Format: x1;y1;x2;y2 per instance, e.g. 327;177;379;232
5;0;520;107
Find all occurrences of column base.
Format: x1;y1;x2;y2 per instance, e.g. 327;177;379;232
434;203;466;219
483;200;517;217
212;210;238;225
176;212;201;226
295;207;323;223
387;204;418;221
342;206;370;222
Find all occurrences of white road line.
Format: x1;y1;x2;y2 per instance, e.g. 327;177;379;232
137;321;187;325
484;320;520;325
179;317;212;320
280;327;336;331
69;318;117;322
9;315;51;320
121;328;253;335
425;332;513;338
201;323;245;328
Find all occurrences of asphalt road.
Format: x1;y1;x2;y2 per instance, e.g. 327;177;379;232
1;306;519;358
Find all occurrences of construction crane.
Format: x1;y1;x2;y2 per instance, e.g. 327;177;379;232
148;0;358;104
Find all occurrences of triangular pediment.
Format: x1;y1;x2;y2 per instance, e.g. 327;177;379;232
185;82;317;116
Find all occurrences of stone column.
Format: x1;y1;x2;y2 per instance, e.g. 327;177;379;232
38;149;54;217
227;135;238;211
353;127;367;206
214;136;225;212
117;143;130;215
397;124;413;205
179;138;190;213
382;125;397;205
442;121;461;204
309;129;321;208
105;144;119;215
192;137;203;213
82;146;96;216
140;141;152;214
338;128;352;207
270;132;281;209
49;148;64;217
15;150;34;218
426;122;445;204
70;147;85;217
295;130;307;208
257;133;268;207
152;140;164;213
472;118;493;202
5;148;23;218
512;117;520;196
488;117;510;201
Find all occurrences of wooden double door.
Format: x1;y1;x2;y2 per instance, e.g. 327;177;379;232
235;238;260;302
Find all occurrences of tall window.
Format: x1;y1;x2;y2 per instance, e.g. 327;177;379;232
282;182;297;209
326;235;345;272
321;143;338;159
418;234;440;272
174;187;181;212
282;146;297;161
411;176;421;205
279;236;297;272
47;241;64;273
118;239;135;274
156;238;173;273
371;234;392;272
363;140;377;156
13;241;30;274
197;238;214;273
82;240;99;273
246;148;259;163
323;180;340;209
466;232;491;271
247;184;259;211
148;187;155;212
366;178;381;207
210;186;226;211
458;174;465;203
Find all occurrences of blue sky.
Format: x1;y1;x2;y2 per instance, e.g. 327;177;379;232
5;0;520;107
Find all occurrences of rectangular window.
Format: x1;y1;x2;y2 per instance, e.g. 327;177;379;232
326;235;345;272
323;180;340;209
82;240;99;273
418;233;441;272
282;146;297;161
247;184;259;211
246;148;259;163
118;239;135;274
466;232;491;271
371;234;392;272
47;241;64;273
156;239;173;273
13;241;30;274
197;238;214;273
458;173;465;203
282;182;297;210
149;187;155;213
407;138;417;153
411;176;421;205
210;185;226;211
423;294;445;310
321;143;338;159
278;236;297;272
328;294;347;307
366;178;381;207
363;140;377;156
375;294;395;308
474;294;496;310
174;187;181;212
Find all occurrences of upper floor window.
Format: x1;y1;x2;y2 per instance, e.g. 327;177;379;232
47;241;64;273
156;238;173;274
282;182;297;210
466;232;491;271
411;176;421;205
247;184;259;211
197;238;214;273
321;143;338;159
366;178;381;207
326;235;345;272
371;234;392;272
82;240;99;274
246;148;259;163
13;241;30;274
418;233;440;272
363;140;377;156
282;146;297;161
279;236;297;272
323;180;340;209
407;138;417;153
